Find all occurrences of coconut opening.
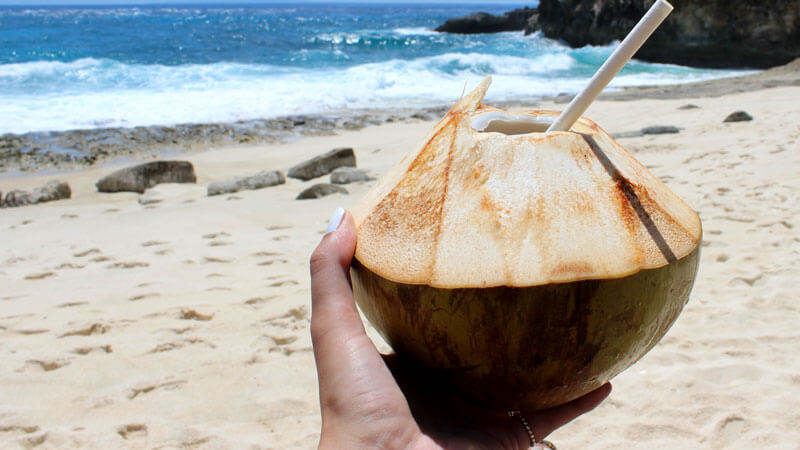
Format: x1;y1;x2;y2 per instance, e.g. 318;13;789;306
471;112;559;136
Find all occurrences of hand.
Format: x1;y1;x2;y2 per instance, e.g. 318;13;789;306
310;209;611;449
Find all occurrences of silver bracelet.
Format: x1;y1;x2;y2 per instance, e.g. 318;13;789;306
508;410;557;449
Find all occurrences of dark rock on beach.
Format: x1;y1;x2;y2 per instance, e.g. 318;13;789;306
641;125;680;135
435;7;538;34
287;148;356;181
207;170;286;196
296;183;348;200
96;161;197;193
1;181;71;208
530;0;800;69
724;111;754;123
330;167;371;185
612;125;680;139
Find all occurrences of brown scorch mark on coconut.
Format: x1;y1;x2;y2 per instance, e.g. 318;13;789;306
582;134;678;263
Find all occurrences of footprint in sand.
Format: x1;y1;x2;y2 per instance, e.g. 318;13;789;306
127;380;186;400
73;345;113;355
128;293;160;301
251;251;282;258
272;235;289;241
263;307;309;331
55;262;86;270
24;272;55;280
14;328;49;335
728;274;765;287
21;219;34;225
90;256;115;263
106;261;150;269
203;257;232;264
60;323;109;338
265;334;305;355
57;301;88;308
154;248;174;256
267;225;292;231
205;273;225;278
149;338;215;353
269;280;299;287
61;214;79;219
205;287;231;292
0;425;40;436
180;310;213;321
202;232;231;240
207;240;233;247
257;259;288;266
23;433;48;447
73;248;101;258
141;240;168;247
716;416;747;443
118;424;147;441
103;208;120;213
226;195;242;201
25;359;71;372
244;295;278;306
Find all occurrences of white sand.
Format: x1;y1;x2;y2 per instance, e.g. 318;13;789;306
1;85;799;448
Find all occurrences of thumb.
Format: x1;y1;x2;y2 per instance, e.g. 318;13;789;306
310;208;362;348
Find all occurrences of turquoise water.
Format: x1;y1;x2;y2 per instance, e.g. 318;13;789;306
0;3;748;134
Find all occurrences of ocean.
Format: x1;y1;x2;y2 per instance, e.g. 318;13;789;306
0;2;749;135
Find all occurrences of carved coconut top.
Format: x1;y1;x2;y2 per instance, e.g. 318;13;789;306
352;77;701;289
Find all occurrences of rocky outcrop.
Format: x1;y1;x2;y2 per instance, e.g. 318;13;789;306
207;171;286;196
296;183;348;200
330;167;371;185
1;181;71;208
529;0;800;69
287;148;356;181
435;7;538;34
96;161;197;193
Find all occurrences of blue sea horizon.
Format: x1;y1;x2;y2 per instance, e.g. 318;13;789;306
0;2;749;135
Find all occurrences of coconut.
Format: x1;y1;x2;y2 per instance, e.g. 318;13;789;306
350;77;701;411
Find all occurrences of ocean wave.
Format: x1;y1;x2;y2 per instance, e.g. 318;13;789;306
0;54;750;135
392;27;438;36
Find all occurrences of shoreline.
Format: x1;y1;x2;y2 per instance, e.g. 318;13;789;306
2;57;797;176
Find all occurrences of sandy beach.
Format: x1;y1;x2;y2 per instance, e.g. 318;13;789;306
2;64;799;448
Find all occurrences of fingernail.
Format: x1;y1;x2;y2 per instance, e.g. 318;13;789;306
326;207;345;234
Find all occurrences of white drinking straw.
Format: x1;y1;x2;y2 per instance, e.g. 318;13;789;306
547;0;674;132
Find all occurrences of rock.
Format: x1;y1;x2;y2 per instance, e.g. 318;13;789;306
1;181;71;208
724;111;754;123
96;161;197;193
679;104;700;110
296;183;348;200
330;167;371;185
207;170;286;196
435;7;538;34
287;148;356;181
532;0;800;69
641;126;680;135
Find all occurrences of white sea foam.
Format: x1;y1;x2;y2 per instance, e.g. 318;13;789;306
0;55;751;135
392;27;438;36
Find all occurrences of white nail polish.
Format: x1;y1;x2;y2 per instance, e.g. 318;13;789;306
326;207;345;234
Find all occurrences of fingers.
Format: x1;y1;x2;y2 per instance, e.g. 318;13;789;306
310;208;363;354
310;209;419;444
533;382;612;439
